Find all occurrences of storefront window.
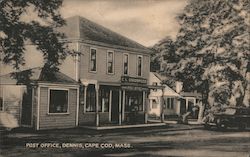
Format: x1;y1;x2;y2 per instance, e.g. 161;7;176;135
100;88;109;112
49;89;68;113
125;91;143;112
86;86;96;112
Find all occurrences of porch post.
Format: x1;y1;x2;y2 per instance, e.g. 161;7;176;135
119;90;122;125
95;84;99;127
109;90;112;122
185;98;189;112
143;91;147;124
83;85;88;113
176;98;181;116
161;89;165;122
122;90;125;121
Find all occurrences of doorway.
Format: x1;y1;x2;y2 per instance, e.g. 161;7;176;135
111;90;119;122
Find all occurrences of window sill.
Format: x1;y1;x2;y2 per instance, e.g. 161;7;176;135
47;113;70;115
89;70;97;74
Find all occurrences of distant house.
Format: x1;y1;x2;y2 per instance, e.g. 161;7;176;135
0;67;79;130
148;72;204;122
148;72;182;118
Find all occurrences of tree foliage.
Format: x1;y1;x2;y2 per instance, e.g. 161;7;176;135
0;0;69;75
154;0;250;108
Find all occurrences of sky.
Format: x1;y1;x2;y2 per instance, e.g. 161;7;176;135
61;0;188;46
0;0;188;75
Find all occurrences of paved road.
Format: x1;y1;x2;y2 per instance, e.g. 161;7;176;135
1;124;250;157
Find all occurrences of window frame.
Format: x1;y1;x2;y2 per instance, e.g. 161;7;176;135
47;88;69;115
0;88;4;111
166;97;174;109
106;50;114;74
137;55;143;77
123;53;129;75
89;47;97;73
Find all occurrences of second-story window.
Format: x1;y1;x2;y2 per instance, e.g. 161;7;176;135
137;55;143;76
107;51;114;74
123;54;129;75
90;48;97;72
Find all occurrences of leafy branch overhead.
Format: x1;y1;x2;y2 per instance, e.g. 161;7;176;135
0;0;70;73
152;0;249;107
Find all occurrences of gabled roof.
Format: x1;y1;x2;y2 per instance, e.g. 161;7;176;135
0;67;78;85
58;16;151;53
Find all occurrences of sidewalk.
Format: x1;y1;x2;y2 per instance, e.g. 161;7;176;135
148;119;202;125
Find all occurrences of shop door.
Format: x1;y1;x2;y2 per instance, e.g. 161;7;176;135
21;88;32;126
111;90;119;122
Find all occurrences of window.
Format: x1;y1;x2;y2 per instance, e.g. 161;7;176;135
137;55;143;76
49;89;68;113
123;54;129;75
107;51;114;74
152;98;158;109
90;48;97;72
166;98;174;109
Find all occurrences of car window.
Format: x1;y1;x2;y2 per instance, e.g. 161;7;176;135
224;108;236;115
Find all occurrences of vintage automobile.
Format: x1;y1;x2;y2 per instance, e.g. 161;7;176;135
203;107;250;130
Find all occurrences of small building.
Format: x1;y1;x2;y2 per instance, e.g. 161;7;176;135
148;72;204;122
0;67;79;130
148;72;182;118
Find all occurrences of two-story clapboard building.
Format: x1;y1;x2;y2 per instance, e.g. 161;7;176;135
0;15;153;130
59;16;152;127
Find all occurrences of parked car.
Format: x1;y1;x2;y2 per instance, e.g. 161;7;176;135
203;107;250;130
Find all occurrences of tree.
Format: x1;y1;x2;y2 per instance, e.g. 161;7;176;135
171;0;249;108
0;0;69;77
151;36;179;72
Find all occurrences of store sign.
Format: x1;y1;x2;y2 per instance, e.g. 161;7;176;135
121;76;147;84
121;86;148;91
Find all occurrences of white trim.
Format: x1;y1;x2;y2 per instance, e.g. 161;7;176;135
38;83;79;89
76;86;79;126
31;87;34;127
61;39;152;54
123;53;129;75
47;88;70;115
106;50;115;75
37;86;40;130
137;55;143;77
122;90;125;121
89;47;97;73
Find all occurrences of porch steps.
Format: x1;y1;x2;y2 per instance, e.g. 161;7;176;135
80;123;166;130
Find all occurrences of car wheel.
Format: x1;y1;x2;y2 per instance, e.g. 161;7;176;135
204;123;211;130
238;123;246;131
216;119;227;130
